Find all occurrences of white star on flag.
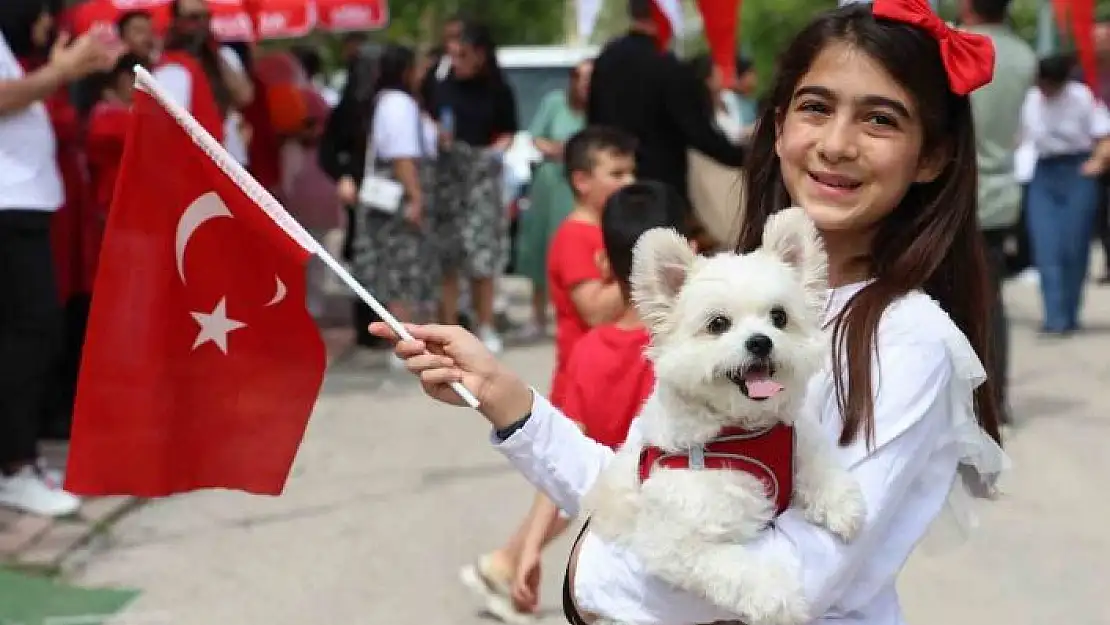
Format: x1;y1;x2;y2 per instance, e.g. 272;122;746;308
191;297;247;354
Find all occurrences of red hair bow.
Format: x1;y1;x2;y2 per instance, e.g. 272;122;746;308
871;0;996;95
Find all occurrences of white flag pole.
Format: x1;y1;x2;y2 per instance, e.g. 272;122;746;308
132;66;481;409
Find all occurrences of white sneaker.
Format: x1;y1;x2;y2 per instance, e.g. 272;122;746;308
479;326;504;354
0;466;81;517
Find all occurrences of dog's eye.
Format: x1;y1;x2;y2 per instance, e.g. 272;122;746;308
770;306;789;329
705;315;732;335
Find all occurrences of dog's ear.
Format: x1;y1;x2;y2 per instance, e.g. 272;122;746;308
631;228;697;331
762;207;828;317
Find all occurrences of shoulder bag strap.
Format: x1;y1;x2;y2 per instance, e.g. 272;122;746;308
562;519;594;625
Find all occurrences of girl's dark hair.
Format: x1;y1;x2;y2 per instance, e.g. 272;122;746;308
373;44;416;94
1037;53;1074;86
684;54;719;118
458;22;504;84
568;59;592;109
336;44;415;159
0;0;62;59
737;4;1001;448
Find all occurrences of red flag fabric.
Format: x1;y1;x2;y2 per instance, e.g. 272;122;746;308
64;78;327;497
1071;0;1099;96
695;0;741;89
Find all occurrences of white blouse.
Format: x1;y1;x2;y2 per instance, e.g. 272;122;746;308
1021;82;1110;157
494;282;1006;625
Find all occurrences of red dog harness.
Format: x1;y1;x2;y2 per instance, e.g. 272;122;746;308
638;424;796;516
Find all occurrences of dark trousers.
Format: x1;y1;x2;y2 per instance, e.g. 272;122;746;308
0;210;63;467
982;228;1011;425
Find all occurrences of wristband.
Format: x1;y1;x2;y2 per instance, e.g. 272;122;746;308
494;412;532;442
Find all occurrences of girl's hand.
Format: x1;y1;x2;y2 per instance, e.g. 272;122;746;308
368;323;533;428
512;545;543;612
1081;157;1105;178
337;176;358;205
403;198;423;227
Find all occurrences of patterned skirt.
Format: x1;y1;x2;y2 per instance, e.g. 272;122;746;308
349;160;439;306
430;142;508;279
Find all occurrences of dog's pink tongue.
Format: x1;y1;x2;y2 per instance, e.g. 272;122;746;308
744;372;784;399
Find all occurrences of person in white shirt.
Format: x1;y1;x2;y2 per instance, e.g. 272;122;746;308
371;4;1007;625
151;0;253;158
0;5;121;517
1021;54;1110;335
341;45;438;371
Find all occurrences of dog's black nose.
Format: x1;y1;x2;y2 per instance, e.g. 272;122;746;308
745;334;773;358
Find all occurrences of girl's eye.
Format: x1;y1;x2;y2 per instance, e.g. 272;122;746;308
798;100;830;115
769;306;788;329
706;315;732;335
866;112;898;127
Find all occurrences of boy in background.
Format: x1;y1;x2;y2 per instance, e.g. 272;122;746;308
459;126;637;623
511;181;691;613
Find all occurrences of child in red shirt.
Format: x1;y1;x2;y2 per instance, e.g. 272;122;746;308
85;55;141;283
545;127;638;407
513;181;692;612
459;127;636;620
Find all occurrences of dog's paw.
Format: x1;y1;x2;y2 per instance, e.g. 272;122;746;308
730;562;810;625
804;476;867;542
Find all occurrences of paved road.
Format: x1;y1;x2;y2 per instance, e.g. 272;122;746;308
72;277;1110;625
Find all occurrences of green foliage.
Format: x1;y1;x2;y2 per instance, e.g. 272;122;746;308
382;0;564;47
738;0;838;93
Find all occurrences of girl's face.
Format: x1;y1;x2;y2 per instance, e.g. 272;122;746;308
572;61;592;102
452;42;485;79
706;65;723;97
31;11;54;49
775;42;944;239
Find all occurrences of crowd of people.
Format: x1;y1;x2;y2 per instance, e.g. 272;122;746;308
2;0;1110;622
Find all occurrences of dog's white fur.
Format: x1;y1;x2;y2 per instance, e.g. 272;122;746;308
581;208;866;625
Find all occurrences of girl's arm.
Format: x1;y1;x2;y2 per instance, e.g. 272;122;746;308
496;392;616;517
570;280;625;327
529;91;565;161
497;340;964;623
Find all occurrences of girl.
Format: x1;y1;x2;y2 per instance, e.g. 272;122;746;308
1022;54;1110;335
687;54;745;145
345;44;437;370
431;22;518;354
513;59;591;340
374;1;1006;623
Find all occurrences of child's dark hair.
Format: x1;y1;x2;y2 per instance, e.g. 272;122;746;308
602;181;688;298
563;126;637;187
738;4;1000;448
1038;54;1074;87
88;53;144;100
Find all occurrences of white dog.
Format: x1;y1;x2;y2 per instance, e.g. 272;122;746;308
581;208;866;625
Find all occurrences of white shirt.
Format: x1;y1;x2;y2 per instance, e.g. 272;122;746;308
0;32;63;211
1014;140;1037;185
152;46;249;164
370;90;435;161
496;283;1005;625
1021;81;1110;157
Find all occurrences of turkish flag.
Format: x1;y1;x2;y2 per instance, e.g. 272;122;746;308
64;80;327;497
695;0;742;88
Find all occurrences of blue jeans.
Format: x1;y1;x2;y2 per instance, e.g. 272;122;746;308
1026;153;1099;332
